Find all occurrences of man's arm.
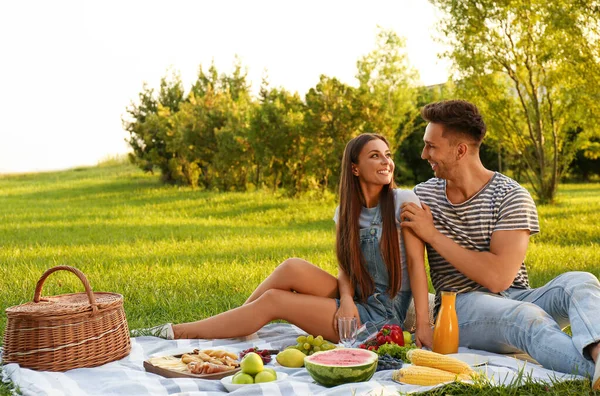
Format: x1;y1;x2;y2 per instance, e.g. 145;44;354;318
401;202;530;293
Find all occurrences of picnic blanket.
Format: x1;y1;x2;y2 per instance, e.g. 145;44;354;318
1;323;585;395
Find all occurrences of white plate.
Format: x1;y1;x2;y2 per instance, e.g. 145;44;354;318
220;372;288;392
447;353;489;367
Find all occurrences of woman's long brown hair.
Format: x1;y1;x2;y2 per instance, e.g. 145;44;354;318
336;133;402;301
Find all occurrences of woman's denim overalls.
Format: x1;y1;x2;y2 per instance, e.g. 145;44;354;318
336;206;412;328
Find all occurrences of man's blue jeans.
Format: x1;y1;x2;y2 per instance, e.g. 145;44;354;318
455;271;600;377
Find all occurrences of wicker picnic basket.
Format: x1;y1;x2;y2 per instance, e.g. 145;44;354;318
3;265;131;371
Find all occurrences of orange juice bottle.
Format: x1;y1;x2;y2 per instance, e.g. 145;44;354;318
432;289;459;354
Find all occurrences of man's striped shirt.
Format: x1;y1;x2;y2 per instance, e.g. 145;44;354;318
414;172;539;309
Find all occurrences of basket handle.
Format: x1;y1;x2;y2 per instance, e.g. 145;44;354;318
33;265;99;315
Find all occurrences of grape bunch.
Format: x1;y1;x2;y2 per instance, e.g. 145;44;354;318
376;354;404;371
239;347;274;364
289;334;336;355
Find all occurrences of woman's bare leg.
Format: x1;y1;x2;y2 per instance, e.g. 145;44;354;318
173;289;341;342
244;258;339;304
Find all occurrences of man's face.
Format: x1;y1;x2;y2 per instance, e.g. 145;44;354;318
421;123;457;179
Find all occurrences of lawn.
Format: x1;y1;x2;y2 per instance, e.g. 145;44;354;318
1;162;599;395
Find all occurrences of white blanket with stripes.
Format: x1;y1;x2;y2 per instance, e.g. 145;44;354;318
1;323;585;395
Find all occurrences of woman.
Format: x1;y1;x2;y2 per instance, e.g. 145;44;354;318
143;133;433;347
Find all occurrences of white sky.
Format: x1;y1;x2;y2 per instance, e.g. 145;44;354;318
0;0;450;174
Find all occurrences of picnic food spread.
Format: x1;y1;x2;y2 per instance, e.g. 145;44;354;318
143;331;487;390
7;322;577;395
147;349;240;375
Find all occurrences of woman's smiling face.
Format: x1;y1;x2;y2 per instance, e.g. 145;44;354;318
353;138;394;187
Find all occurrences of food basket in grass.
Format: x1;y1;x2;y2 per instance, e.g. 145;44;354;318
2;265;131;371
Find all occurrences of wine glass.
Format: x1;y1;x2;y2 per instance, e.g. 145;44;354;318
338;317;358;347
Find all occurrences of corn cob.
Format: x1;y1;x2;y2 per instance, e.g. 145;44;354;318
407;349;474;375
392;365;472;386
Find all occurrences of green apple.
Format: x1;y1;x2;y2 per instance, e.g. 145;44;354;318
231;372;254;384
254;370;277;383
240;352;264;375
263;368;277;377
403;331;412;345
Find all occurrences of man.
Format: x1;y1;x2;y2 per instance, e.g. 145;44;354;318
400;99;600;389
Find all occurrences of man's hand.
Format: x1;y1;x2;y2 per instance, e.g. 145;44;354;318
414;325;434;349
400;202;437;243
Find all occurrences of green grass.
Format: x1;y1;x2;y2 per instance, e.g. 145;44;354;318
1;163;599;395
0;377;17;396
0;163;339;330
419;368;597;395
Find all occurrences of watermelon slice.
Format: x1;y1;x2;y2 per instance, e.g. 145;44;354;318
304;348;378;387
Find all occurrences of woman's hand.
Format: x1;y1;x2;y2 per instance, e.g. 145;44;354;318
333;297;360;332
414;325;434;349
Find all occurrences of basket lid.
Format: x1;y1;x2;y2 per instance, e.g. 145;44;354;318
5;266;125;318
5;292;124;316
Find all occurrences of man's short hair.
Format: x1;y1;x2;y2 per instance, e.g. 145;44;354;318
421;100;487;145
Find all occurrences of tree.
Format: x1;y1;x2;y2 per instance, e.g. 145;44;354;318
123;83;157;173
171;61;254;189
395;83;454;185
432;0;600;202
565;134;600;181
249;80;305;193
123;71;184;182
124;29;426;194
356;28;420;149
207;60;255;191
304;75;361;191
